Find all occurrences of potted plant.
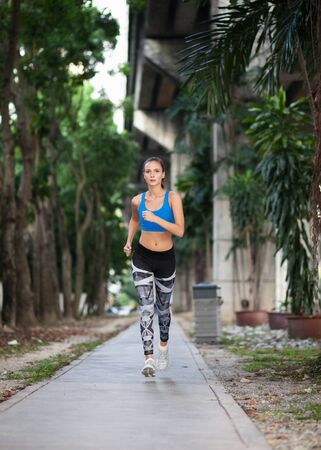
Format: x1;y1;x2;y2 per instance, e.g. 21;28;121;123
245;89;321;337
224;169;269;326
269;257;293;330
268;301;293;330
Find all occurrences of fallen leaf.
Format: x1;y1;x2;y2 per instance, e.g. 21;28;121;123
240;377;251;383
276;435;288;440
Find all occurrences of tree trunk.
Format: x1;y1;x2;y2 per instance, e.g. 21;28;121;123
72;153;93;318
85;189;107;316
1;122;17;327
31;212;41;318
14;74;38;327
46;113;73;319
52;187;73;319
15;217;37;327
74;198;93;317
74;230;86;317
35;200;60;324
45;142;62;321
85;231;97;315
98;230;110;316
0;0;20;327
86;230;106;315
59;208;73;318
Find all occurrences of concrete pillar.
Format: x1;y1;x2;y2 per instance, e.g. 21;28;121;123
275;251;288;310
170;152;190;191
170;150;192;312
212;124;235;323
212;125;276;323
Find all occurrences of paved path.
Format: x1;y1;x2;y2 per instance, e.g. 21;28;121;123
0;319;270;450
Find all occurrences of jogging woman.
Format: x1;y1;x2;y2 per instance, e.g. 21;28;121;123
123;157;184;377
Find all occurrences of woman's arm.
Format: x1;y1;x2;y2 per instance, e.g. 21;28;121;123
142;191;184;238
123;196;140;256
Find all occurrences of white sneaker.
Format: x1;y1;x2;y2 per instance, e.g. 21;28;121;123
142;358;156;377
157;343;169;371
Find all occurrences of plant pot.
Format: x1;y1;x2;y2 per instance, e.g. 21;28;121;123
235;310;268;327
268;312;293;330
287;316;321;339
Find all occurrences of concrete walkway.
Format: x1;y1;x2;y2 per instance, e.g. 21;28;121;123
0;319;270;450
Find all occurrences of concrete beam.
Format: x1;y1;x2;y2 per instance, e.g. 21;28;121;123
145;0;198;37
144;39;185;83
134;39;185;110
133;110;180;151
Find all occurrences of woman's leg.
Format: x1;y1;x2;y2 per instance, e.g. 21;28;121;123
131;257;155;358
154;248;176;346
154;271;175;345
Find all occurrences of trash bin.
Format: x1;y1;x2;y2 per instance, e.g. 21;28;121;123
192;283;223;344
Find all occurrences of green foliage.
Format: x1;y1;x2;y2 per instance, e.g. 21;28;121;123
224;170;265;240
223;169;266;308
19;0;119;87
32;159;51;200
127;0;147;13
0;0;137;322
245;89;318;315
181;1;321;259
167;91;214;269
78;100;137;199
117;269;138;305
119;62;131;77
122;95;134;124
180;0;318;113
59;88;138;280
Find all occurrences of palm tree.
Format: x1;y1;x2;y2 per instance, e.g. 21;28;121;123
180;0;321;258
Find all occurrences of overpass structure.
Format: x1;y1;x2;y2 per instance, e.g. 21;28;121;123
126;0;303;322
126;0;210;312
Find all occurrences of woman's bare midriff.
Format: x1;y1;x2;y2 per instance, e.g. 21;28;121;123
139;231;173;251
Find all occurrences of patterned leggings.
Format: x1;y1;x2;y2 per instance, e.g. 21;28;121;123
132;242;176;355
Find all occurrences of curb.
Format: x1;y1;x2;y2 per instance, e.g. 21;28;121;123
175;320;271;450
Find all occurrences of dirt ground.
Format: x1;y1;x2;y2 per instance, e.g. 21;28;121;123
0;315;137;403
175;312;321;450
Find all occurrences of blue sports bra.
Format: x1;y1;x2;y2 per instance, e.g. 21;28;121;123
138;191;175;232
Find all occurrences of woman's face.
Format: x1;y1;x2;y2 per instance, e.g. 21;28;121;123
143;161;165;187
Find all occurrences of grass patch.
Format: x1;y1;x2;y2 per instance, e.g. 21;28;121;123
250;354;282;362
70;340;103;357
278;348;320;359
226;344;321;381
287;403;321;421
4;339;104;384
241;362;273;372
5;354;72;383
221;336;245;346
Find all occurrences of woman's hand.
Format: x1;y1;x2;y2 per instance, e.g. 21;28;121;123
123;242;132;257
142;210;157;223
